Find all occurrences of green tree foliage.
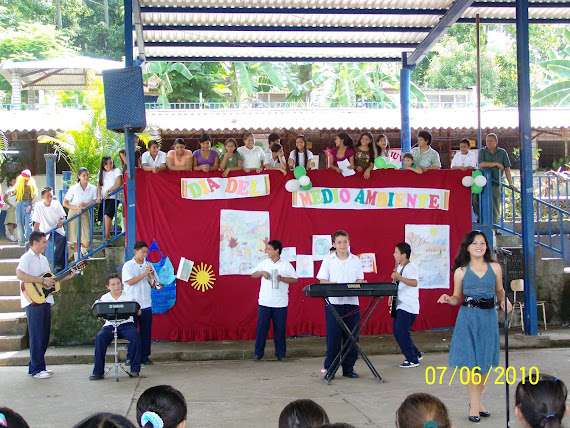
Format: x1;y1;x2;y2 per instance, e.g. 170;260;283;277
168;62;227;103
532;29;570;106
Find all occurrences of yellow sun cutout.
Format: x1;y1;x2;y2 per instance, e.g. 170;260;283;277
190;263;216;292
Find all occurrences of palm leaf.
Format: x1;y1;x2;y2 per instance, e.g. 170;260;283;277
234;62;256;97
313;74;337;107
532;80;570;106
260;62;285;89
338;78;355;107
168;62;193;80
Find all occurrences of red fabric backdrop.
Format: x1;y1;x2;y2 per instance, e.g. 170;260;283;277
135;169;470;342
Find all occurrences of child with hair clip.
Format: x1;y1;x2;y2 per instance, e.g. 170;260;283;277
219;138;242;177
0;407;30;428
288;135;314;170
396;393;453;428
515;375;568;428
354;132;375;179
137;385;187;428
264;143;287;175
401;153;423;174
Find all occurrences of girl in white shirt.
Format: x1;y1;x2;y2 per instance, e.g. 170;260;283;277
97;156;123;242
288;135;314;170
63;167;98;261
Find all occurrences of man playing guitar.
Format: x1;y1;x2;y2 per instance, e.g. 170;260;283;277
16;231;75;379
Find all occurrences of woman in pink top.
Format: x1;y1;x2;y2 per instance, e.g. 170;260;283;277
327;132;355;173
166;138;193;171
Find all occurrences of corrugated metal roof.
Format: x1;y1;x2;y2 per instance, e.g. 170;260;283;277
0;57;123;90
2;107;569;133
135;0;570;62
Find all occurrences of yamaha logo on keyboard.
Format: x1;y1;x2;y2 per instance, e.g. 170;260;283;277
109;304;125;308
347;283;361;289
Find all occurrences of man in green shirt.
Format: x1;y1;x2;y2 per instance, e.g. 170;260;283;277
474;133;514;233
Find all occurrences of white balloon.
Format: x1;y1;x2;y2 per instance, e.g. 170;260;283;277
462;176;475;187
298;175;311;186
285;179;301;192
474;175;487;187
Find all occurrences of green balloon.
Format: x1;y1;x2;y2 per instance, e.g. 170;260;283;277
472;170;482;178
374;157;387;169
301;182;312;191
472;184;483;194
294;166;307;179
386;164;397;169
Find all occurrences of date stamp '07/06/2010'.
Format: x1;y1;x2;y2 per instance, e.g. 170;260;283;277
425;366;540;386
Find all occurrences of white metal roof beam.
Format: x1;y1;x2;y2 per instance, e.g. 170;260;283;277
143;25;433;33
407;0;475;67
140;6;447;15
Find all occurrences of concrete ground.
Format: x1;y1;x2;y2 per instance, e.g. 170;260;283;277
0;337;569;427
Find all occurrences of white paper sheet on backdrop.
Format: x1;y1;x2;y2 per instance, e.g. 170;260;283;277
219;210;270;275
296;255;314;278
405;224;450;289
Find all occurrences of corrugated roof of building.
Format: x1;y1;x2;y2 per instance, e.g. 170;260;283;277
135;0;570;63
2;107;569;134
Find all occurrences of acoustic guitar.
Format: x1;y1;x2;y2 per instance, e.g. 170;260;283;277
21;260;87;305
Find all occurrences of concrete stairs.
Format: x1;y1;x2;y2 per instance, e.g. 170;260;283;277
0;243;27;352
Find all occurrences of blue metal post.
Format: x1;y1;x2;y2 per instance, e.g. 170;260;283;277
516;0;538;335
44;154;57;194
124;0;136;261
60;170;72;201
400;53;412;160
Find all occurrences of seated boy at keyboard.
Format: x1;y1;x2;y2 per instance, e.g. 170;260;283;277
89;273;142;380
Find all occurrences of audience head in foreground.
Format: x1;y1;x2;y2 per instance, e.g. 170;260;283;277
278;399;330;428
396;393;453;428
137;385;187;428
73;413;136;428
515;374;568;428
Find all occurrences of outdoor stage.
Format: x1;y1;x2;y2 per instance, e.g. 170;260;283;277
135;169;472;342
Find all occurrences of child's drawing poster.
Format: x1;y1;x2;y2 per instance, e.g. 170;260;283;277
219;210;270;275
358;253;377;273
296;255;314;278
404;224;450;289
281;247;297;263
312;235;332;261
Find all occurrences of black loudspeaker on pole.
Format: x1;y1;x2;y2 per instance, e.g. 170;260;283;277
102;67;146;133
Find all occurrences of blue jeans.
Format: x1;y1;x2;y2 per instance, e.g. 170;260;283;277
254;305;287;358
25;303;51;375
325;304;360;372
393;309;421;364
93;322;141;375
16;201;32;245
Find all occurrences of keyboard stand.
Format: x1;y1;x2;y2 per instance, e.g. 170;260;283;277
323;296;385;384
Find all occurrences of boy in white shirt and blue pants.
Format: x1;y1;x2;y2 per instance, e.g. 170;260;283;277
316;230;365;379
251;240;297;361
391;242;422;368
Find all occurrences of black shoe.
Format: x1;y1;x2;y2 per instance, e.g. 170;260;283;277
125;359;131;366
130;371;139;378
89;374;103;381
468;415;481;423
277;356;286;362
479;411;491;418
253;355;262;361
343;370;360;379
142;359;153;365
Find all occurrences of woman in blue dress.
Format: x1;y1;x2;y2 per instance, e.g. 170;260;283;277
438;230;512;423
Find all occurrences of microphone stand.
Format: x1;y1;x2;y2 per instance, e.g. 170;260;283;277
497;247;512;428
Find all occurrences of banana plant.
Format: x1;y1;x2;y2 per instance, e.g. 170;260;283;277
533;28;570;106
143;62;193;108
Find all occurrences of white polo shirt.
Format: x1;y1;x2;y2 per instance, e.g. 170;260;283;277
122;258;153;310
395;262;420;315
64;182;97;206
316;252;364;305
237;146;264;169
253;257;297;308
97;167;123;199
288;150;314;168
141;151;167;168
32;199;66;236
451;150;478;169
97;290;138;326
264;153;286;168
18;249;53;307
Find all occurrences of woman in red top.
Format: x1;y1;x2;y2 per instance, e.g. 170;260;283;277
327;132;355;174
